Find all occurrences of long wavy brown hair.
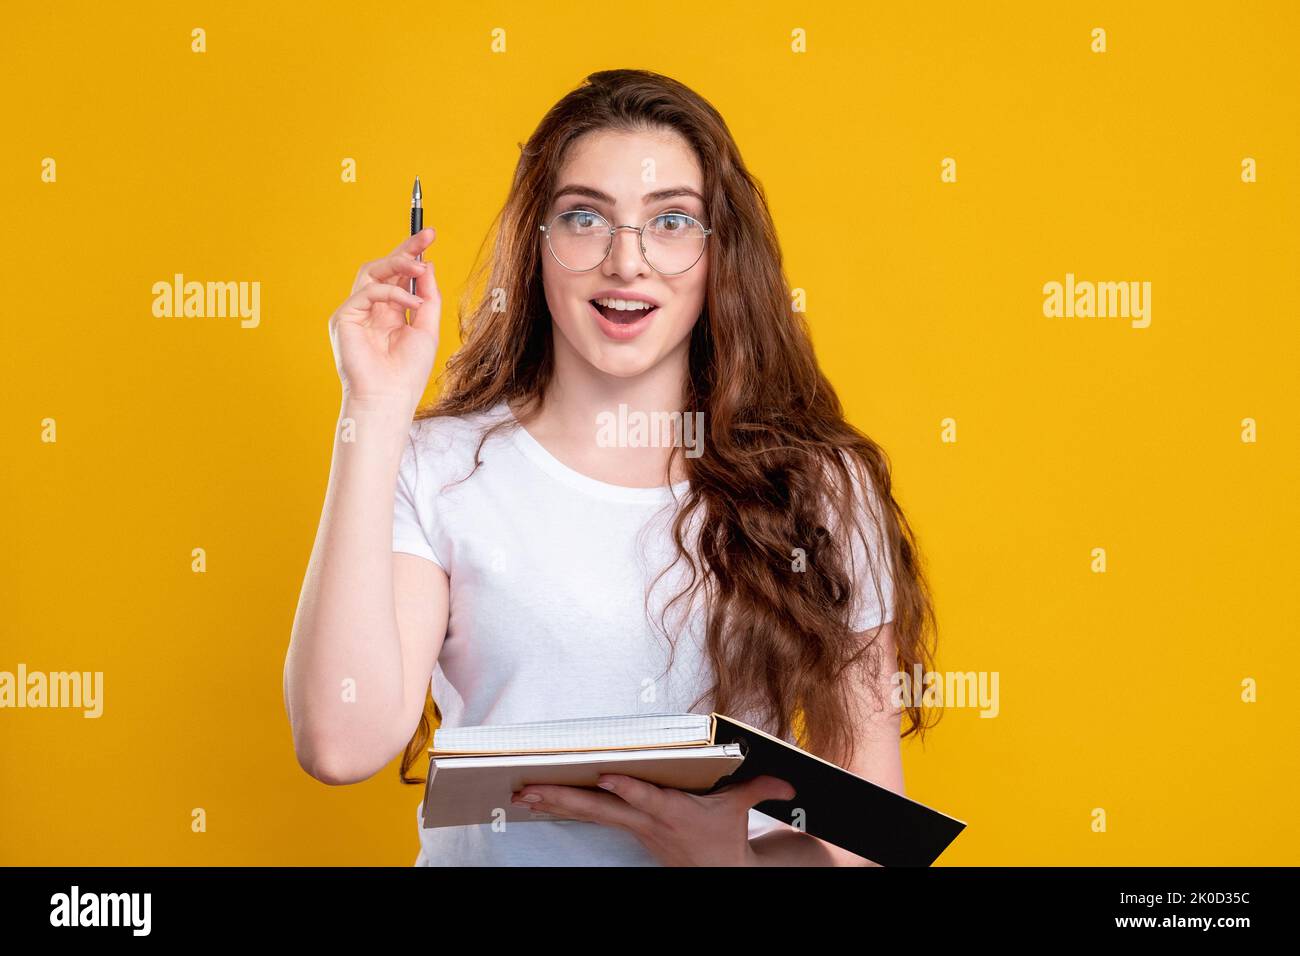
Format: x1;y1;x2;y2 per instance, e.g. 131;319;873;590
399;68;939;785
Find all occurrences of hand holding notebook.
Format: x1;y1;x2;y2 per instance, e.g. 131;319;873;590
422;712;966;866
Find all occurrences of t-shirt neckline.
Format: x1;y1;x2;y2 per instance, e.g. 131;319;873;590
498;400;691;505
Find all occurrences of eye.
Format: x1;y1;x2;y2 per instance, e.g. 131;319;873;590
556;207;609;233
650;211;695;233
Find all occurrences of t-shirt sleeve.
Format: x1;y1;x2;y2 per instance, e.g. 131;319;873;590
840;458;896;633
392;426;447;570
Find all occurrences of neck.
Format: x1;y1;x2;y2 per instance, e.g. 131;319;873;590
511;328;693;487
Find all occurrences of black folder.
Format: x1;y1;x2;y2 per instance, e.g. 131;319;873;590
707;714;966;866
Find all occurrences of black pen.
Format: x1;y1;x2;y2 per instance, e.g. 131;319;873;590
410;176;422;295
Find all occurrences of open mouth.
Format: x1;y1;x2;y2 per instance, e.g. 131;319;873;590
589;299;660;324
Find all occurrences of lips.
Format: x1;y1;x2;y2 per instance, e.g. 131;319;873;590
591;299;656;322
588;299;659;341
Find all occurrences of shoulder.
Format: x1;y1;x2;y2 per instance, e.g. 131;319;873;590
816;447;896;621
401;401;516;490
818;446;891;530
409;402;511;451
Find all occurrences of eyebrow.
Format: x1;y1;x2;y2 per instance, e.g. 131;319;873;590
551;184;705;207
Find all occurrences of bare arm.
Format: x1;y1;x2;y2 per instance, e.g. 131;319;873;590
283;227;447;784
748;621;905;866
284;403;450;784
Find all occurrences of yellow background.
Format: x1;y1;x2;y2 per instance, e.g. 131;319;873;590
2;1;1296;865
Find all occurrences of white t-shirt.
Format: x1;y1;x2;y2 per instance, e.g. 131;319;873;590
391;400;894;866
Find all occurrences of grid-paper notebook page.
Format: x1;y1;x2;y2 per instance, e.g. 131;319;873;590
431;713;712;755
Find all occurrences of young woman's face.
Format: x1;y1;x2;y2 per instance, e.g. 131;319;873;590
540;127;709;381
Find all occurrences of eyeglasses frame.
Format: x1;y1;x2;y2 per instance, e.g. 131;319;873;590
538;209;713;276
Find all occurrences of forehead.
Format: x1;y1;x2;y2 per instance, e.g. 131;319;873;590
553;128;703;202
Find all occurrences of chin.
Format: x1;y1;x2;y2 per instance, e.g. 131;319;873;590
581;340;663;379
553;308;686;379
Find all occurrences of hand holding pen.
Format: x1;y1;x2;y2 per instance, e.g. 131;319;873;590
324;183;440;414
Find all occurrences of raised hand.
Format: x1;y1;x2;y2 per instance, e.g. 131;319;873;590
327;226;441;412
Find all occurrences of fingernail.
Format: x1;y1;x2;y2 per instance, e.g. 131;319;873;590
597;780;616;791
520;793;541;803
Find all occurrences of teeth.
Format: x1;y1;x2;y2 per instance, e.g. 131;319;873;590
594;297;655;311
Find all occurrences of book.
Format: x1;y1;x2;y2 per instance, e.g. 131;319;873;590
422;712;967;866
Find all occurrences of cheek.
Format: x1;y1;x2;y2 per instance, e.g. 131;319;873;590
541;263;602;361
665;270;707;334
541;262;581;327
657;298;702;351
681;255;707;311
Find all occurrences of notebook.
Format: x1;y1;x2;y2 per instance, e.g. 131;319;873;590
422;712;967;866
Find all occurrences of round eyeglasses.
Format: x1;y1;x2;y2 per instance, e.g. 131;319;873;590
539;209;712;275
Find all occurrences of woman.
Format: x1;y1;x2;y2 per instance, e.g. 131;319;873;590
284;69;938;866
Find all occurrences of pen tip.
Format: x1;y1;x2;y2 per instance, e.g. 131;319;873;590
413;176;422;199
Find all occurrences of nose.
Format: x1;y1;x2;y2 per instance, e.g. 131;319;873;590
604;224;650;279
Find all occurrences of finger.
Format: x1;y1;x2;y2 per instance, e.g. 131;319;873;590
514;784;654;833
349;229;437;295
719;775;797;811
355;252;429;290
335;281;423;326
594;774;671;819
391;226;437;260
408;253;441;335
